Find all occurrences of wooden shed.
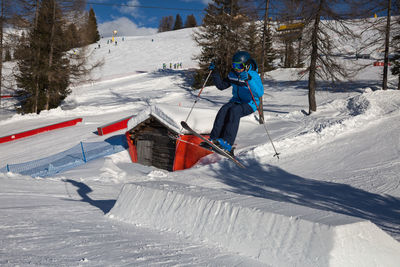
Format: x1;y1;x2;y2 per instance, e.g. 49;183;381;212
125;114;212;171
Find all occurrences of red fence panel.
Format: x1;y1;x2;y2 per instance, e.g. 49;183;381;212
0;118;83;144
97;116;133;136
0;95;15;99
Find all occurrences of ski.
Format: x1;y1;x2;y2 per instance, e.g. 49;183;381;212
180;121;246;168
168;132;213;151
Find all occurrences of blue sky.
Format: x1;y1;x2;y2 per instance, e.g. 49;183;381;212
87;0;211;37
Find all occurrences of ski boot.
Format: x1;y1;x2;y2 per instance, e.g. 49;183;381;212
214;138;235;157
199;138;216;150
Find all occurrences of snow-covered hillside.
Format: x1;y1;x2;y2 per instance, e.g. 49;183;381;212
1;27;399;266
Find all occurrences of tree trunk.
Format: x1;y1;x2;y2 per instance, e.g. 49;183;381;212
45;0;56;110
383;0;391;90
258;0;269;124
34;0;40;28
398;73;400;90
260;0;270;80
285;42;289;67
33;78;39;114
308;0;323;114
0;0;4;111
33;0;40;114
297;35;302;66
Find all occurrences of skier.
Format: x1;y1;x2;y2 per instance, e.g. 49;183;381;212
202;51;264;155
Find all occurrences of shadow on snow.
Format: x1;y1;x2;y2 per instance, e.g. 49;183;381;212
210;158;400;238
64;179;116;214
264;79;381;93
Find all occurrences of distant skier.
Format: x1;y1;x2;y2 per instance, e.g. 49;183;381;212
202;51;264;155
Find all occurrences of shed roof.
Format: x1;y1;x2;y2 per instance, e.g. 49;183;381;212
127;104;217;134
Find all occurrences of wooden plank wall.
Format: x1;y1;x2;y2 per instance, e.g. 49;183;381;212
131;117;176;171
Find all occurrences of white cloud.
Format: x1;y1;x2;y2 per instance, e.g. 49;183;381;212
98;17;157;37
118;0;141;18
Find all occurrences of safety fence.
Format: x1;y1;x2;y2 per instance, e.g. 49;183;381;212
0;137;127;178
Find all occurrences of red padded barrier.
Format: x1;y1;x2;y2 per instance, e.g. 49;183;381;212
97;116;132;136
373;62;390;66
0;118;83;144
173;135;213;171
0;95;14;98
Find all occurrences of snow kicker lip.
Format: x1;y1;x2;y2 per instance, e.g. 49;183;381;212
108;181;400;266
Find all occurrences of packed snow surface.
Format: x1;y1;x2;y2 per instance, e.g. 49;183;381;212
1;28;400;266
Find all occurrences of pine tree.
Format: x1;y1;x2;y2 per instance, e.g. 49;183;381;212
86;7;100;44
15;30;45;114
193;0;248;87
184;14;197;28
43;0;70;110
262;27;276;72
382;0;392;90
173;14;183;30
391;47;400;89
390;6;400;90
0;0;14;109
244;21;259;55
13;32;27;61
15;0;70;113
158;16;174;32
64;23;80;50
300;0;359;114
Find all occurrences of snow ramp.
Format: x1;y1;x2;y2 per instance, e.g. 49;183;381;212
108;181;400;267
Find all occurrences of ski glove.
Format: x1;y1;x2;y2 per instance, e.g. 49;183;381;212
238;71;250;81
208;62;216;71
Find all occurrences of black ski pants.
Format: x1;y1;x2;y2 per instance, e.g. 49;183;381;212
210;102;254;145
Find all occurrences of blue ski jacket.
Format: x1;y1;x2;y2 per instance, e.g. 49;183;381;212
211;60;264;112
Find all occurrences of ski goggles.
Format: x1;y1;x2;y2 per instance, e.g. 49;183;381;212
232;62;245;71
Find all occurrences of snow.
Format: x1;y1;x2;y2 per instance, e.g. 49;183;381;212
126;104;219;134
1;27;400;266
108;181;400;266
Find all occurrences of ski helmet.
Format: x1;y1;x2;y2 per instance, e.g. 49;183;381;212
232;51;251;71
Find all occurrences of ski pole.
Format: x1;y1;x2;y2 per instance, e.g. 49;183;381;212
246;81;280;159
176;69;213;148
183;69;213;124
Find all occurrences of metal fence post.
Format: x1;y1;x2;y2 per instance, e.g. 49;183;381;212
80;142;87;163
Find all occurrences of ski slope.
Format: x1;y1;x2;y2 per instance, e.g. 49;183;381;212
1;28;400;266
